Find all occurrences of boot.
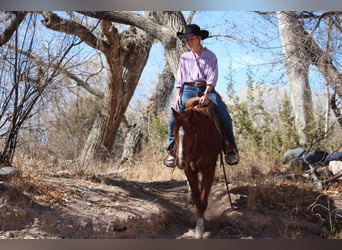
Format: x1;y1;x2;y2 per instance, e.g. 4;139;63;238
163;144;176;168
224;142;239;165
163;154;176;167
225;150;239;165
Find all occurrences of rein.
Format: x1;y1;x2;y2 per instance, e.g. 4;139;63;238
219;152;233;207
190;125;198;161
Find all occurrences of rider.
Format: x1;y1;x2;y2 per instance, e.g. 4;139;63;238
164;24;239;167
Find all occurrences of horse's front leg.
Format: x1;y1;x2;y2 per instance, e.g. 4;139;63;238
196;166;216;239
184;167;202;238
195;217;204;239
184;167;200;205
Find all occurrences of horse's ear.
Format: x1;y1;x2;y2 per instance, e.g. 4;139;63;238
171;107;179;119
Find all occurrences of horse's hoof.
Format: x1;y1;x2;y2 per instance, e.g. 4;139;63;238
195;218;204;239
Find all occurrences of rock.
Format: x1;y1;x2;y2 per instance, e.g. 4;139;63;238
0;181;7;191
328;161;342;180
300;150;329;171
5;231;14;238
284;150;329;172
324;152;342;164
303;150;329;164
282;147;306;164
0;166;19;181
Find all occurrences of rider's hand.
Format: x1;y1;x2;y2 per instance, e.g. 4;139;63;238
200;92;209;105
174;95;182;109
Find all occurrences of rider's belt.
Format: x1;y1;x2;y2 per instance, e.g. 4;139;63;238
183;81;206;88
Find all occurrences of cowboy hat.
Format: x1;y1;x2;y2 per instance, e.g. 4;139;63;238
177;24;209;40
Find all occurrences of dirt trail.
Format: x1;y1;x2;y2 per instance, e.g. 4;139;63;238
0;174;341;239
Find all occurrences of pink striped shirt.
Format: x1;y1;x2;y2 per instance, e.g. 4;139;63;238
175;47;218;89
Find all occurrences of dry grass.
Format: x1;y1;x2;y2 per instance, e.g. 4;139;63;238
118;153;185;182
13;146;185;183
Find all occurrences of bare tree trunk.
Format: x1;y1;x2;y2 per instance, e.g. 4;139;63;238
42;11;194;165
330;91;342;127
41;12;154;165
80;24;154;165
324;82;330;135
147;11;190;115
277;11;314;145
277;11;342;144
78;106;105;166
120;11;187;163
120;123;144;164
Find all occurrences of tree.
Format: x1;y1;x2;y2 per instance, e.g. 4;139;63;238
118;11;191;163
77;11;188;115
40;11;189;166
277;11;342;145
0;12;26;46
0;12;78;166
277;11;314;145
0;12;27;165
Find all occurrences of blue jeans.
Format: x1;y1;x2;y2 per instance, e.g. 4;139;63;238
167;85;238;152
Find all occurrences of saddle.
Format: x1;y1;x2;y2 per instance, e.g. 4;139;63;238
185;96;215;110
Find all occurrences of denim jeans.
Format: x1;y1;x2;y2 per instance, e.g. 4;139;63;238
167;85;238;152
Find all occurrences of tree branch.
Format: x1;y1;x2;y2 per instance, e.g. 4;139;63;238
0;11;27;46
77;11;173;44
101;20;117;46
40;11;110;52
11;46;105;98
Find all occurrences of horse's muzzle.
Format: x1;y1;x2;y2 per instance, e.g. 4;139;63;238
177;159;185;169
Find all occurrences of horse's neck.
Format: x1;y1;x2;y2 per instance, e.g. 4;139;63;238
194;107;224;149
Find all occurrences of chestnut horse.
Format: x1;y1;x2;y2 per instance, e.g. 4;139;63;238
171;97;223;238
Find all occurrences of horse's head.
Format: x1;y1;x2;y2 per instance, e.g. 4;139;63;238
172;105;216;169
172;107;196;169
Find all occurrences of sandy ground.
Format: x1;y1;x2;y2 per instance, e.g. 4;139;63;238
1;169;342;239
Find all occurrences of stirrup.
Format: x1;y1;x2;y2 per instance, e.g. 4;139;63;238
163;153;176;168
225;151;239;165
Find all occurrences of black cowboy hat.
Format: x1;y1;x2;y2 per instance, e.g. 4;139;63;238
177;24;209;40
